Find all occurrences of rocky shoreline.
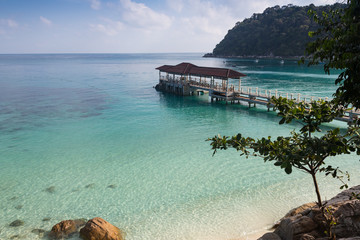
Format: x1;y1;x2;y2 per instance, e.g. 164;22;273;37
5;186;360;240
258;185;360;240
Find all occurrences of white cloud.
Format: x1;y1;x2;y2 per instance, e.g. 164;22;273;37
0;19;18;28
40;16;52;26
119;0;172;31
177;0;236;36
90;19;124;36
167;0;183;12
7;19;18;28
90;0;101;10
0;19;18;35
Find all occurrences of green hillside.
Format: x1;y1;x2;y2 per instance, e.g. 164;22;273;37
209;3;345;58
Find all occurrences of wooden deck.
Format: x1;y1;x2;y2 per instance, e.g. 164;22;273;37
156;76;360;124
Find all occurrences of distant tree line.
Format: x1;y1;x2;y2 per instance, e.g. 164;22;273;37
210;3;345;58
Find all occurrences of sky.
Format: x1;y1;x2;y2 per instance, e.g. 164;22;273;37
0;0;339;53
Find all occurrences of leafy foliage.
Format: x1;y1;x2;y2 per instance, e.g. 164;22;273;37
212;4;345;57
304;0;360;108
208;97;360;208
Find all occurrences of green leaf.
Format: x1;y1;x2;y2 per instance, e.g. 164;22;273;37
285;165;292;174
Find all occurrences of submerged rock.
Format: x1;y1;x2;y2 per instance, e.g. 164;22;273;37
49;219;86;239
9;220;24;227
85;183;95;189
9;235;21;239
31;228;45;238
45;186;56;193
80;217;123;240
15;205;23;210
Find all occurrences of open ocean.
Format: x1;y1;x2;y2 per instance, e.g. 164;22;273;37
0;53;359;240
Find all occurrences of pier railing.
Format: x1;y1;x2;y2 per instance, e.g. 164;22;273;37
235;86;329;103
161;76;340;102
188;80;328;103
159;76;360;122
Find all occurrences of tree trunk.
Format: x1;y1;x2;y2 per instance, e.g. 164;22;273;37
311;171;323;208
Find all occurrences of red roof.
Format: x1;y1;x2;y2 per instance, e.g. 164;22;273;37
156;62;246;79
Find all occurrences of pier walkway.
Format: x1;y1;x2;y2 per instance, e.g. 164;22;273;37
155;62;360;124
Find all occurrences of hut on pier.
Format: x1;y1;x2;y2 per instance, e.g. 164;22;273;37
155;62;246;99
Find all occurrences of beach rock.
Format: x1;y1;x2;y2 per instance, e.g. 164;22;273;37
284;202;317;218
326;185;360;206
274;215;318;240
9;220;24;227
299;233;315;240
272;202;317;230
80;217;123;240
330;199;360;238
258;232;281;240
49;219;86;239
271;185;360;240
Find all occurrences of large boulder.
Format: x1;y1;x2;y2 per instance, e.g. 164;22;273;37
274;215;318;240
259;185;360;240
326;185;360;206
49;219;86;239
331;200;360;238
284;203;317;219
80;217;123;240
258;232;281;240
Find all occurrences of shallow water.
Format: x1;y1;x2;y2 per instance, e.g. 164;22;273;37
0;53;359;240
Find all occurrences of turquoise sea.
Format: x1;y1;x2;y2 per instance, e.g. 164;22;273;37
0;53;359;240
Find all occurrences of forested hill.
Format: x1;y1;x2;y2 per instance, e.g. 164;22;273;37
209;3;345;58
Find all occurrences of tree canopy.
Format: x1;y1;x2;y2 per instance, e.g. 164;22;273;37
211;3;345;58
304;0;360;108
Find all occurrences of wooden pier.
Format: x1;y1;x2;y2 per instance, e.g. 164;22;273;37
155;62;360;124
